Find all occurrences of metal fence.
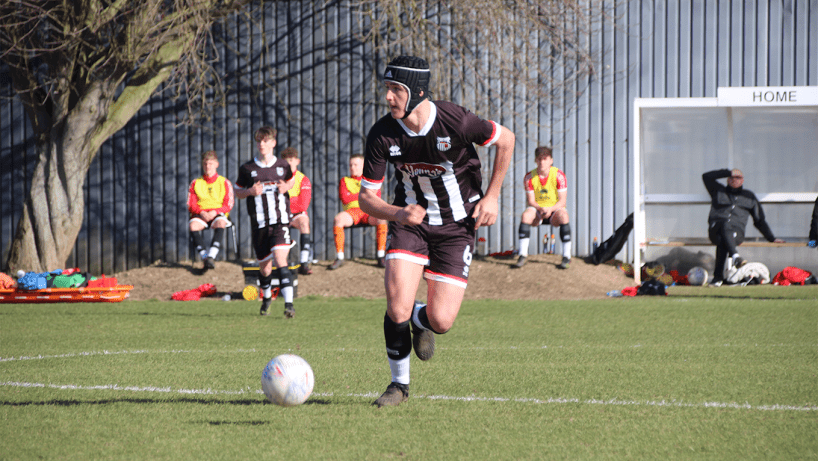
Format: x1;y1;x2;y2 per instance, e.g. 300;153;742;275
2;1;816;274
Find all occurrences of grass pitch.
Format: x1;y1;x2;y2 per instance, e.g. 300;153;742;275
1;286;817;460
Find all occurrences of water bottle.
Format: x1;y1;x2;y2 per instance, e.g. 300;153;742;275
606;290;623;297
550;234;556;254
593;237;599;252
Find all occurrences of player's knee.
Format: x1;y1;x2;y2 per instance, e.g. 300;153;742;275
520;207;537;223
554;210;570;226
333;212;350;227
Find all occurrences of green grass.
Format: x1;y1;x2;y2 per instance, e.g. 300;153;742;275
2;287;817;460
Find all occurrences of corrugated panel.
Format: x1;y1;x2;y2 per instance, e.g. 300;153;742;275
1;0;816;273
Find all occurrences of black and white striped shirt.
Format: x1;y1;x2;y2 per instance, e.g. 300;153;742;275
235;156;293;228
362;101;501;225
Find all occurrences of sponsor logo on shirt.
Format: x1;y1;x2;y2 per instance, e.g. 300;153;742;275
436;136;452;152
399;162;447;178
389;145;402;157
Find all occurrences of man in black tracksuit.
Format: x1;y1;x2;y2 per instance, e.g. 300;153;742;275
703;168;784;286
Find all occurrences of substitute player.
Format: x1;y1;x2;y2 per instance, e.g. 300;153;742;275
187;150;234;270
281;147;313;275
513;146;572;269
359;56;515;407
328;154;388;270
234;126;297;318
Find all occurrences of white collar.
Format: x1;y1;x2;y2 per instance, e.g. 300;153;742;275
254;155;277;168
397;102;437;137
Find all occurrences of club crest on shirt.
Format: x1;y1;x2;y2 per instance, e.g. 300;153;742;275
389;145;402;157
436;136;452;152
399;162;446;178
276;167;285;176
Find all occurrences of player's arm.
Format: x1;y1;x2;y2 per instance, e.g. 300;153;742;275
277;173;296;193
301;176;312;209
234;167;262;199
214;179;234;214
360;184;425;225
187;180;202;214
473;124;515;229
525;190;539;209
339;178;358;207
234;183;263;199
702;169;730;197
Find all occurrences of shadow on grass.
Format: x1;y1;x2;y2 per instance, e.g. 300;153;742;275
1;397;332;407
1;397;260;406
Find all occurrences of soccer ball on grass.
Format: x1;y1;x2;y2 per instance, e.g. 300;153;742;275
261;354;314;406
687;266;708;286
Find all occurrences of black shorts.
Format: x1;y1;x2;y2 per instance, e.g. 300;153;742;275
385;218;476;288
189;213;229;228
251;224;295;262
536;216;553;226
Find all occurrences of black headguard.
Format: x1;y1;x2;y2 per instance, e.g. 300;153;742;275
383;56;430;118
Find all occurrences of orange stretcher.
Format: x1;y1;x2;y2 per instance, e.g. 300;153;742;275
0;285;134;303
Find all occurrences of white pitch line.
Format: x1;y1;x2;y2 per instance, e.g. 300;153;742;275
1;381;815;412
0;349;262;363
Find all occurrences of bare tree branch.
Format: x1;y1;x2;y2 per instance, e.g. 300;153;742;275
350;0;618;120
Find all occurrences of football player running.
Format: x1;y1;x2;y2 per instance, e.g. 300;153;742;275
359;56;515;407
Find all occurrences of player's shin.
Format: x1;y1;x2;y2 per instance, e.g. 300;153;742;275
259;272;274;299
278;267;294;303
560;223;572;258
384;313;411;384
517;223;531;257
192;231;206;260
210;228;224;258
300;234;312;263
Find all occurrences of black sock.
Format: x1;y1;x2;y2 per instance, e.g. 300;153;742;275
383;313;411;360
191;231;205;253
560;223;571;242
518;223;531;239
212;228;225;249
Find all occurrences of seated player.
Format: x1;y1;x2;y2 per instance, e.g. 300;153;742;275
329;154;388;270
281;147;313;275
513;146;572;269
188;150;235;270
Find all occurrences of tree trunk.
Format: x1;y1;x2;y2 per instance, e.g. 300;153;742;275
6;127;95;274
3;32;199;274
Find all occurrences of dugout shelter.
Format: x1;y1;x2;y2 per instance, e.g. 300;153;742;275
632;86;818;284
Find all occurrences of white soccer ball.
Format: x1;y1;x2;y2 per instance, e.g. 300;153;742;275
261;354;314;406
687;266;708;286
